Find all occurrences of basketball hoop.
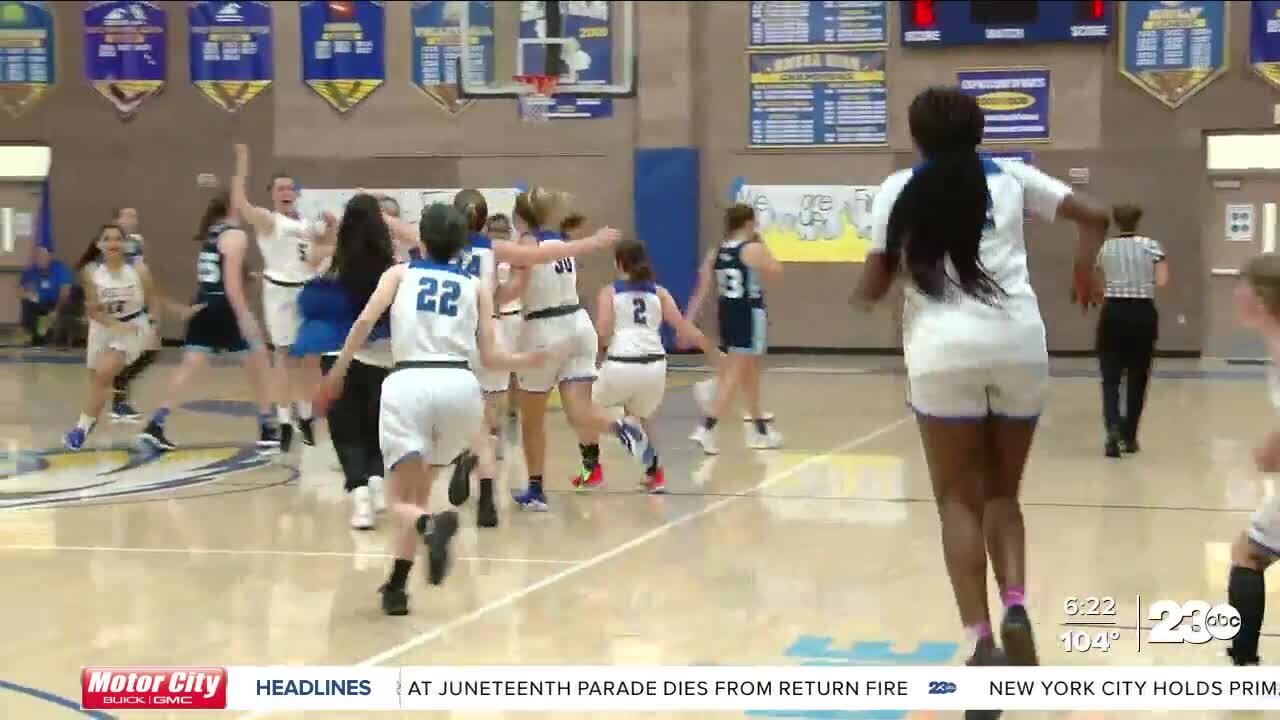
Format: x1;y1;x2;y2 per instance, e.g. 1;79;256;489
515;74;558;122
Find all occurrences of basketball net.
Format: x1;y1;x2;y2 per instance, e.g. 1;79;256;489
515;74;558;122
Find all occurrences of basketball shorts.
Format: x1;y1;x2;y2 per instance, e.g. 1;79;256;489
593;357;667;418
517;309;598;393
184;302;249;355
380;366;483;470
262;278;304;348
1248;496;1280;557
474;312;522;393
907;363;1048;420
86;314;151;370
720;307;767;355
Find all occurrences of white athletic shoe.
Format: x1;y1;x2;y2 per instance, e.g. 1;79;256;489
693;378;716;415
747;426;783;450
367;475;386;513
690;425;719;455
350;486;374;530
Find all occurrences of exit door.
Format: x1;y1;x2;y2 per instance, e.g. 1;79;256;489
1202;176;1280;360
0;182;44;325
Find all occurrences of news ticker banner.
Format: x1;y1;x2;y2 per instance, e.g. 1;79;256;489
1119;0;1228;109
957;67;1050;143
0;0;54;119
734;183;875;263
299;0;385;113
411;0;494;114
188;0;273;112
1252;0;1280;92
83;0;166;119
295;187;519;224
748;1;887;48
747;50;887;148
80;665;1280;712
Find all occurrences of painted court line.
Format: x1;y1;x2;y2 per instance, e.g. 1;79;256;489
0;544;576;564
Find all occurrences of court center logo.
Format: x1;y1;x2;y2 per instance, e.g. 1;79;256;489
0;442;279;510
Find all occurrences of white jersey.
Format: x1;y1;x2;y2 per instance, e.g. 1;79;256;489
607;280;665;358
496;261;522;313
90;262;145;320
391;260;479;364
869;157;1071;375
522;231;580;314
258;212;318;284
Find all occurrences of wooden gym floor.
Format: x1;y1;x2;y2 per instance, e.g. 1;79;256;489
0;350;1273;719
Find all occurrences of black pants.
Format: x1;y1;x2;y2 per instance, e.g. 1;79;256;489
321;355;387;492
1097;298;1158;441
20;298;53;344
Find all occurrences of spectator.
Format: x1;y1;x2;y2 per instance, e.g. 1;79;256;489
19;245;71;346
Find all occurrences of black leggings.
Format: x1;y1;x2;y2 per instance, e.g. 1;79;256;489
321;355;388;492
1096;298;1158;440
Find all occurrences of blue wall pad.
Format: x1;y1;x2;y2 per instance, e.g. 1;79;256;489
634;147;699;350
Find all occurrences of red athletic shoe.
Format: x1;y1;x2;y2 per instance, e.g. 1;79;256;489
572;463;604;490
642;467;666;494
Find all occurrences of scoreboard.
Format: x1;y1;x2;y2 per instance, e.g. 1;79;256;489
901;0;1111;46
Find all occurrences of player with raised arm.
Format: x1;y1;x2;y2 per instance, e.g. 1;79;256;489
231;143;331;450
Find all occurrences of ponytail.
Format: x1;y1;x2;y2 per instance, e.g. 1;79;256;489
452;189;488;233
194;189;231;243
614;237;655;282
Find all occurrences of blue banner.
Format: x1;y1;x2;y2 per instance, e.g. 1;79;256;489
1252;1;1280;91
748;50;886;148
189;1;272;112
0;1;53;118
410;1;493;114
957;67;1050;143
749;1;885;48
518;1;612;120
299;0;384;113
83;1;166;119
1119;0;1228;109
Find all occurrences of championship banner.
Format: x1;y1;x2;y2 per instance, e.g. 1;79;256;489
79;664;1280;712
83;0;166;119
1252;1;1280;91
299;0;384;113
735;183;875;263
518;1;612;120
0;1;53;118
748;50;886;148
188;1;273;112
957;67;1050;143
410;1;494;114
296;187;518;225
749;0;888;48
1119;0;1228;109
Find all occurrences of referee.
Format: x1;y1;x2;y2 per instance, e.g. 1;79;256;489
1095;203;1168;458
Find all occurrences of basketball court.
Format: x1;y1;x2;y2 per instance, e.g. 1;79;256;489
0;352;1270;719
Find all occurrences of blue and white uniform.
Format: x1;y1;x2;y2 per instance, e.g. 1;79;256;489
85;261;149;369
593;280;667;418
456;232;511;393
1248;371;1280;554
714;237;767;355
517;229;598;393
379;260;485;470
869;157;1071;419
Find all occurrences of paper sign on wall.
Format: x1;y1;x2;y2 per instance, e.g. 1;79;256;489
296;187;518;223
1227;203;1256;242
735;183;876;263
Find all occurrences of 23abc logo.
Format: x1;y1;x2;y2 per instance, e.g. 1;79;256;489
1148;601;1242;644
927;681;956;695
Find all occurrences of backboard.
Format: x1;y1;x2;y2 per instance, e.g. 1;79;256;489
456;0;636;100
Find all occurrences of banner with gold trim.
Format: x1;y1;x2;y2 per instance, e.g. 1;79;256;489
1252;1;1280;92
410;1;493;114
299;0;383;113
189;1;272;112
0;1;54;118
1119;0;1227;109
84;0;165;119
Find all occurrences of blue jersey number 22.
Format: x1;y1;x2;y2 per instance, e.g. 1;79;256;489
417;277;461;317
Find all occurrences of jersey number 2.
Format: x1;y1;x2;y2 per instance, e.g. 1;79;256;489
716;268;744;299
632;297;648;325
417;277;461;317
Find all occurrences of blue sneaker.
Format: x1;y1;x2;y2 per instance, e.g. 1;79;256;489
64;427;86;451
614;419;655;468
511;486;549;512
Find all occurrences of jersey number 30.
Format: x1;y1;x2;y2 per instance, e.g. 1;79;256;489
716;268;744;299
417;277;462;317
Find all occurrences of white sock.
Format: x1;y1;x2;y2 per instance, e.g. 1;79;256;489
276;405;290;424
77;414;96;432
297;400;313;420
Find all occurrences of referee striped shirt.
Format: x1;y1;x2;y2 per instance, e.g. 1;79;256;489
1097;234;1165;299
